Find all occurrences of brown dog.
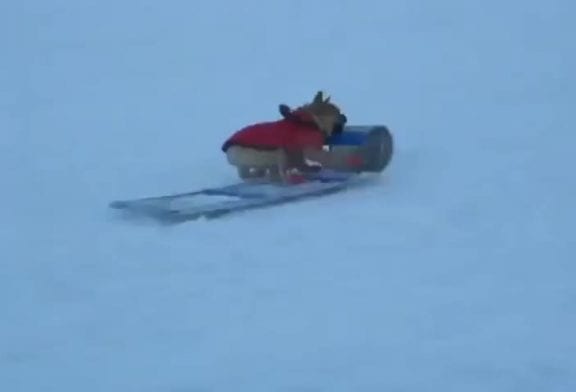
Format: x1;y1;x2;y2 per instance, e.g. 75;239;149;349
224;91;350;182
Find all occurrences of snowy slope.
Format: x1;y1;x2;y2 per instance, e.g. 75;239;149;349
2;0;576;391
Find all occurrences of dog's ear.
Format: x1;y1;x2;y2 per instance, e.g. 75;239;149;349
312;90;335;105
278;104;292;118
312;91;324;104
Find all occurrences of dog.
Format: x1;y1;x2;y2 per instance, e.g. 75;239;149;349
222;91;353;183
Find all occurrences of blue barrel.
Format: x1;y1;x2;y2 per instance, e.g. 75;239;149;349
325;125;394;173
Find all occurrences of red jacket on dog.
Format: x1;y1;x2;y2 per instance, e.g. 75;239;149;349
221;106;326;153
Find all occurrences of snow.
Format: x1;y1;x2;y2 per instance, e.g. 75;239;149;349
2;0;576;391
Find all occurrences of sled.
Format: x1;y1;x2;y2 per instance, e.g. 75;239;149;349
109;125;393;223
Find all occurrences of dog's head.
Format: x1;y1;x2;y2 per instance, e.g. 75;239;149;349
299;91;347;136
280;91;347;136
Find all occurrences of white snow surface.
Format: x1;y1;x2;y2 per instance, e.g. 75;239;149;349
2;1;576;391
